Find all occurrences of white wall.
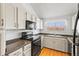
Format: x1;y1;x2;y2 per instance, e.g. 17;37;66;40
31;3;78;19
6;31;21;41
72;13;79;35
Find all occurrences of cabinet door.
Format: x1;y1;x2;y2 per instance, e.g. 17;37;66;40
32;16;35;22
43;36;68;52
23;43;31;56
54;38;68;52
0;4;2;28
23;48;31;56
24;43;31;51
40;19;43;29
0;30;5;56
43;36;55;49
4;4;17;29
36;18;40;30
18;7;26;29
27;12;31;21
0;4;5;29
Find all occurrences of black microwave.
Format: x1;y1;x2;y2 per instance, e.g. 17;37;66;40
26;20;36;30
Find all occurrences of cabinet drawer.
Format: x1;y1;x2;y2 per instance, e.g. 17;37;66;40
24;44;31;51
8;48;22;56
23;48;31;56
24;51;31;56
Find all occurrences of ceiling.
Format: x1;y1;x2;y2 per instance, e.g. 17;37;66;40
31;3;78;19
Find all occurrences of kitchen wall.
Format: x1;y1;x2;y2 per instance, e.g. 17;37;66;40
5;4;77;41
5;31;21;41
6;3;38;41
42;15;74;35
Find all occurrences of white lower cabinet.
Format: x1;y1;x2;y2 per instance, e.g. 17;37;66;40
23;48;31;56
23;43;31;56
8;43;31;56
0;30;5;56
24;44;31;51
8;48;22;56
43;36;68;52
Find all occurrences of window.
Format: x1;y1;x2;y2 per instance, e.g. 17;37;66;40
44;19;66;31
47;21;65;30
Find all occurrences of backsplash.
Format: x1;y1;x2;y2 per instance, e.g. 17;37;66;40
5;31;21;41
5;29;41;41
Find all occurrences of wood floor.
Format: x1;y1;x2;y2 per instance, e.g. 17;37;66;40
39;48;71;56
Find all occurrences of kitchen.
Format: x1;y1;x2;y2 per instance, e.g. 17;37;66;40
0;3;79;56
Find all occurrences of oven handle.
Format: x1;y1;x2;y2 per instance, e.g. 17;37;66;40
33;39;41;43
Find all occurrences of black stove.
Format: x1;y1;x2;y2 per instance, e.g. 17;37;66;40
32;37;41;56
21;32;41;56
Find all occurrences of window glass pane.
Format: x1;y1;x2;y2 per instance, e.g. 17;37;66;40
47;21;65;30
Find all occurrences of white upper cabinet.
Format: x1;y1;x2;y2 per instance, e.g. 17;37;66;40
36;18;40;30
5;4;17;29
26;12;31;21
0;4;39;30
18;7;26;29
0;4;6;29
31;15;36;22
3;4;17;29
0;4;27;30
39;19;43;30
0;4;3;28
0;4;17;29
36;18;43;30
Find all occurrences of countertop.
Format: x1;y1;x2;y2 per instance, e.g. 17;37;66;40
5;39;31;55
39;33;79;37
24;33;77;37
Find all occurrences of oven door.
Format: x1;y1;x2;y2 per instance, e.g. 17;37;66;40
32;37;41;56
